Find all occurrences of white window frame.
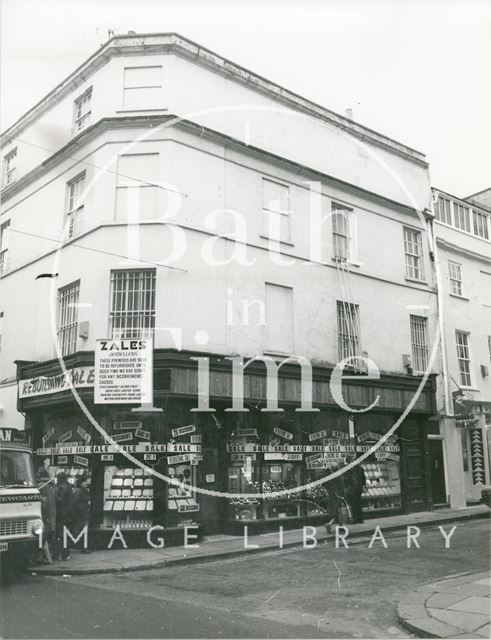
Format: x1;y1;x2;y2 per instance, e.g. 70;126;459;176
122;66;163;107
261;178;291;243
455;330;472;387
448;260;463;297
403;227;424;280
66;172;86;238
332;203;352;261
473;210;489;240
410;315;428;373
453;202;471;233
109;270;156;339
435;196;452;225
0;219;10;275
57;281;80;356
337;301;360;362
73;88;92;134
2;148;17;187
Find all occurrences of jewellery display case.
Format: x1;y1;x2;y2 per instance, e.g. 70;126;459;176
167;463;199;526
102;465;154;529
261;463;302;520
227;458;260;521
361;461;401;511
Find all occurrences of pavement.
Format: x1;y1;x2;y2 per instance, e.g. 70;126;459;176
397;571;490;639
29;503;489;576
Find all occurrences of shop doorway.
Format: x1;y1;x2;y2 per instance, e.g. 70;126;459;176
428;438;447;505
400;419;429;512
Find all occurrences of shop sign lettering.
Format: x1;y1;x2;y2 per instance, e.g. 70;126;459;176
112;432;133;443
59;431;73;443
306;453;324;463
77;426;91;444
285;453;303;461
178;503;200;513
190;435;202;444
309;430;327;442
171;425;196;438
135;429;151;440
264;453;285;460
94;338;153;405
114;421;142;430
74;455;88;467
167;443;201;453
42;428;55;444
358;431;382;442
231;453;257;462
236;428;258;437
273;427;293;440
57;456;68;464
332;431;349;440
101;454;114;461
168;454;192;465
19;367;95;398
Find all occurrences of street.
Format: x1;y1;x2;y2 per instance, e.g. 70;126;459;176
1;519;489;639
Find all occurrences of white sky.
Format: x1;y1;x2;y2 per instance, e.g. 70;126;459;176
1;0;490;198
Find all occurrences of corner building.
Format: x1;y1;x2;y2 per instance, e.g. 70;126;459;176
1;34;443;546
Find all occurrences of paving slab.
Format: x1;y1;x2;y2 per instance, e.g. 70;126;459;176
397;571;491;639
428;608;489;633
448;596;490;615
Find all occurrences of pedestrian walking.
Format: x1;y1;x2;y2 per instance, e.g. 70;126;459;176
35;468;56;564
344;455;367;524
72;475;91;554
55;472;74;560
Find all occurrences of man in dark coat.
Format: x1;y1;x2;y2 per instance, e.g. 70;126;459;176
345;455;366;524
55;472;74;560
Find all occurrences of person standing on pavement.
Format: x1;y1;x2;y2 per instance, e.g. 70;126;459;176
344;455;367;524
35;468;56;564
55;472;74;560
72;475;92;554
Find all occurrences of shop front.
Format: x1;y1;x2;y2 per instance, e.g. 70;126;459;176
17;350;438;547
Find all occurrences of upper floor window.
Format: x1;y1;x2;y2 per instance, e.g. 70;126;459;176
410;315;428;373
73;88;92;133
109;270;156;339
265;283;294;354
123;66;163;109
403;227;424;280
57;281;80;356
435;196;452;225
0;219;10;275
2;148;17;187
454;203;471;233
337;301;360;362
262;178;290;243
473;210;489;239
115;153;159;220
66;172;85;238
332;203;351;261
448;260;463;296
455;330;472;387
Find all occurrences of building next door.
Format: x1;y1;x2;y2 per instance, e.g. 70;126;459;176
400;418;430;512
428;438;447;505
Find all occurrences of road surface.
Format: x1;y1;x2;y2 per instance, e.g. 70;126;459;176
1;519;489;639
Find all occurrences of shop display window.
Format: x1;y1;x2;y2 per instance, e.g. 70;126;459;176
50;465;90;486
362;460;401;511
304;468;331;517
228;457;260;521
167;463;199;525
102;465;154;529
261;463;302;520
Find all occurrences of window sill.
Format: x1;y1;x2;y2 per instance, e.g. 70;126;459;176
259;235;294;247
449;293;469;301
116;108;169;113
460;386;479;392
331;258;362;268
405;277;428;285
